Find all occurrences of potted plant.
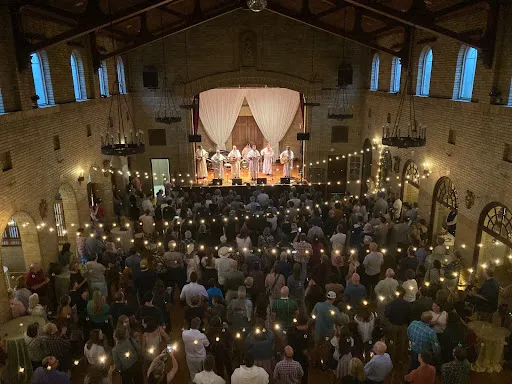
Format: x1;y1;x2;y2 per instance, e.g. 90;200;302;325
31;94;40;109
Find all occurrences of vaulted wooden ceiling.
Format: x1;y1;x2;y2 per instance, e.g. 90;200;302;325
11;0;500;70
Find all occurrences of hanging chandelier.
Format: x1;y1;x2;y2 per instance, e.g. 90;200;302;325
101;79;145;156
382;31;426;149
247;0;267;12
176;31;198;110
155;14;181;124
101;0;144;156
304;32;321;107
327;10;352;119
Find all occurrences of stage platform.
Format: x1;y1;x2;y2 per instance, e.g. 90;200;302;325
199;162;302;186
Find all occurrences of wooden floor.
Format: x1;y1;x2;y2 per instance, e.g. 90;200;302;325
71;288;511;384
200;163;301;186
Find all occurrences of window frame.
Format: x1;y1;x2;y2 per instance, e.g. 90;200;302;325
70;51;87;101
370;54;380;91
116;57;127;94
390;56;401;93
458;47;478;101
417;47;433;96
98;61;109;97
31;52;48;105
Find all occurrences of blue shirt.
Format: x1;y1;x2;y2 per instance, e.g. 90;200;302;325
312;300;339;340
364;353;393;382
343;283;367;308
407;320;441;357
206;287;224;307
32;367;71;384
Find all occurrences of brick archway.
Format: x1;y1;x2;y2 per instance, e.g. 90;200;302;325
429;176;458;242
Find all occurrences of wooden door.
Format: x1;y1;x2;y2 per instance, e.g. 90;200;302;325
231;116;265;150
327;155;347;193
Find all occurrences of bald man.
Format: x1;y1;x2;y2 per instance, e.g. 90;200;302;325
273;345;304;384
272;286;298;328
364;341;393;384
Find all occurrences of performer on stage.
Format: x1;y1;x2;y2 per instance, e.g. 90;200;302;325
195;145;208;179
280;145;294;178
228;145;242;179
247;144;261;180
242;143;252;160
211;150;226;179
260;143;274;176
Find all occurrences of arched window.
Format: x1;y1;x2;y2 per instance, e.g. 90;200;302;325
508;78;512;106
116;57;127;94
70;51;87;101
370;53;379;91
390;57;401;93
98;61;109;97
417;46;433;96
456;46;478;101
31;52;48;105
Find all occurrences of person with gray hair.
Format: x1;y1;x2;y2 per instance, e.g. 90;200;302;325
225;260;245;305
364;341;392;384
227;286;253;330
374;268;399;316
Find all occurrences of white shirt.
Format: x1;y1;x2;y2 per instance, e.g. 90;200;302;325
84;344;107;365
182;329;209;359
139;214;154;234
231;365;269;384
193;370;226;384
228;149;241;159
215;256;233;285
330;233;347;248
180;282;208;306
354;312;376;343
402;279;418;302
363;251;384;276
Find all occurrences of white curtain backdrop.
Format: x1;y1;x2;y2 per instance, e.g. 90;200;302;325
199;88;247;150
245;88;300;161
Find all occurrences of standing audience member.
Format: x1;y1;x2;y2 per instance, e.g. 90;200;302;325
407;312;441;370
193;355;226;384
343;274;367;309
362;243;383;295
441;347;470;384
182;317;210;379
363;341;393;384
180;272;208;307
231;353;269;384
404;351;436;384
273;346;304;384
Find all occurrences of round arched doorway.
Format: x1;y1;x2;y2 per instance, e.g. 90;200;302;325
473;203;512;283
430;176;458;246
401;160;420;205
55;183;80;252
2;211;42;271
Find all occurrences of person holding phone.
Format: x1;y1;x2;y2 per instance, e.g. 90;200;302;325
147;347;179;384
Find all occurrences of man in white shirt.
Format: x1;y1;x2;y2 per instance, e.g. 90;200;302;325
247;145;261;180
215;247;233;288
362;242;384;293
180;271;208;306
280;146;294;178
183;317;210;379
139;210;154;235
228;145;242;179
211;150;226;179
193;355;225;384
231;353;269;384
330;224;347;250
393;197;403;220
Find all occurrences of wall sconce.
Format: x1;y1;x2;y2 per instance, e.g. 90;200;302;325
422;162;431;178
77;169;85;184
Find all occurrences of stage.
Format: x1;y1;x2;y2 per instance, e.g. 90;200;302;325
200;162;302;186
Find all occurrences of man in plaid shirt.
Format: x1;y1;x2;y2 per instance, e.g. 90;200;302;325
407;312;441;370
272;286;299;328
292;233;312;264
273;346;304;384
441;347;470;384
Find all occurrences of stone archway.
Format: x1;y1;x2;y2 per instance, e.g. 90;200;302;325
429;176;458;245
401;160;420;205
57;183;80;252
2;211;42;271
473;202;512;272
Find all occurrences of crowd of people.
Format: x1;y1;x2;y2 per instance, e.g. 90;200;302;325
8;182;512;384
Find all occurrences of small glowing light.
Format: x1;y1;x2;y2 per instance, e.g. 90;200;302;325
397;248;402;252
346;305;351;310
312;314;316;319
124;352;130;358
481;263;488;268
193;340;198;345
236;333;241;339
478;243;483;248
461;244;466;248
468;268;474;273
144;240;149;245
74;360;79;366
362;300;368;306
275;324;280;330
99;355;107;363
215;337;220;342
378;296;385;302
19;367;25;373
424;281;430;287
495;259;500;264
255;328;261;334
350;249;355;255
440;277;445;282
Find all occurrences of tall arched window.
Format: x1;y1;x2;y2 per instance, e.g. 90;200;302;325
456;46;478;100
390;57;401;93
508;78;512;106
417;46;433;96
31;52;48;105
116;57;127;94
370;53;380;91
70;50;87;101
98;61;109;97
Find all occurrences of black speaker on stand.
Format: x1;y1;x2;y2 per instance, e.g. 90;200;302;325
188;135;202;142
212;179;223;186
280;177;290;184
232;178;242;186
257;178;267;185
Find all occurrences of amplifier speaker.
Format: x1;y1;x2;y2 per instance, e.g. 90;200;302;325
280;177;290;184
257;178;267;185
296;132;310;141
212;179;223;186
232;178;242;185
188;134;202;142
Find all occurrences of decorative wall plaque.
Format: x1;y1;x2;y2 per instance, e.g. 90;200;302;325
465;190;475;209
